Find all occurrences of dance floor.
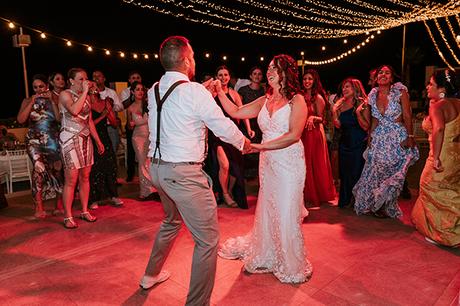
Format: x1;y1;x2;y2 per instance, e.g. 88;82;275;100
0;179;459;306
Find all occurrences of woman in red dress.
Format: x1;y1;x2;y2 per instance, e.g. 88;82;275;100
301;69;336;207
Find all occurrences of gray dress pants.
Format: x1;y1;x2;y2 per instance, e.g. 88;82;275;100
145;160;218;306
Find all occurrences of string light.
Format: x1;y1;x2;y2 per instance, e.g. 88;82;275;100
205;53;210;58
260;56;264;61
133;53;138;59
303;34;376;66
66;41;72;47
446;17;457;45
87;46;93;52
123;0;460;39
105;50;111;55
144;54;149;59
424;20;455;70
343;39;347;44
433;18;460;64
8;22;14;29
40;32;46;39
223;55;227;60
241;57;245;61
120;52;125;58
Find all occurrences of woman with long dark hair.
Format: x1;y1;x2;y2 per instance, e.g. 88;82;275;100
301;69;336;207
17;74;63;219
126;81;158;200
216;54;312;284
353;65;419;218
411;69;460;247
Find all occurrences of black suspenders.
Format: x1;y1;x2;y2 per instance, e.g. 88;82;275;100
153;80;188;159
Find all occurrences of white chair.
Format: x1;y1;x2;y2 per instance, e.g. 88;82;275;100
6;150;32;193
0;169;9;194
118;137;128;168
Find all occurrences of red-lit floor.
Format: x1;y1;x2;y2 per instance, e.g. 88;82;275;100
0;180;459;305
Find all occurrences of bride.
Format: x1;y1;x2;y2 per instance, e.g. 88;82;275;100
213;54;312;283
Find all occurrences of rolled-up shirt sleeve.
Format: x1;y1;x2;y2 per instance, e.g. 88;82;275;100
195;85;245;151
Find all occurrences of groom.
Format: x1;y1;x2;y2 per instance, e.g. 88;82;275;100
140;35;250;306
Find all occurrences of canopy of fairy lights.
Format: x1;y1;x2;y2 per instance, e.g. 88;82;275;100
3;1;460;66
122;0;460;39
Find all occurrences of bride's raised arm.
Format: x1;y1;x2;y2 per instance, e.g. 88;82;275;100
214;80;264;120
251;94;308;151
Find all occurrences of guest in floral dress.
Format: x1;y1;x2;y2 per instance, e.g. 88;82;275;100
17;74;63;219
353;65;419;218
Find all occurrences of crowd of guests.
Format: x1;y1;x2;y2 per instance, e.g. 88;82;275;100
3;60;458;247
13;69;159;228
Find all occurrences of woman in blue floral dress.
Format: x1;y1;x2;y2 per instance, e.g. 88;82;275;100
353;66;419;218
17;74;64;219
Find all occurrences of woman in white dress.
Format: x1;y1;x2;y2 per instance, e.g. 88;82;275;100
214;54;312;283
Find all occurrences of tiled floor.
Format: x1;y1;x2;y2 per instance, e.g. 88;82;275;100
0;178;459;305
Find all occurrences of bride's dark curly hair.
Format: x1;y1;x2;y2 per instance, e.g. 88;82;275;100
267;54;301;100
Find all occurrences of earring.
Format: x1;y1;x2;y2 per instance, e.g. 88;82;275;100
439;92;445;99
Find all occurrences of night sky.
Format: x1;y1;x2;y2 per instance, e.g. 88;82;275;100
0;0;444;119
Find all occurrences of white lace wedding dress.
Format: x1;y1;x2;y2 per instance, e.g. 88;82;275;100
218;99;313;283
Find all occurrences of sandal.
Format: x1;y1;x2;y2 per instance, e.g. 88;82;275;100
63;217;78;229
80;211;97;222
34;210;47;219
223;193;238;208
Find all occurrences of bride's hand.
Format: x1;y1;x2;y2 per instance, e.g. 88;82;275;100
246;143;262;154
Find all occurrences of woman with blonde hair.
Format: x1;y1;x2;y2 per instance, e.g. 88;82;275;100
333;78;369;208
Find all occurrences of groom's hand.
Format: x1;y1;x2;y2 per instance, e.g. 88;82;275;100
242;137;251;154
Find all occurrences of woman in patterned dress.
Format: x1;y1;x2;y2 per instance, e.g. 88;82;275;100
58;68;104;229
17;74;64;219
353;65;419;218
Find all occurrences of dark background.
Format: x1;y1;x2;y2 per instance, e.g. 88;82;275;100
0;0;445;120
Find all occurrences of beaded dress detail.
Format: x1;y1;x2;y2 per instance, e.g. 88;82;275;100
218;98;312;283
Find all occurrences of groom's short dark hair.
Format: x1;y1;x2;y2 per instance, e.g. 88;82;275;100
160;36;190;70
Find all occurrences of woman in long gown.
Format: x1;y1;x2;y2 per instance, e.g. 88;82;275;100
332;78;369;208
216;54;312;283
17;74;63;219
88;93;122;208
353;65;419;218
126;82;158;200
411;69;460;247
301;69;336;207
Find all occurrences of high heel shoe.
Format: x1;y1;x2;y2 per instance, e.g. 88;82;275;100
80;211;97;222
222;193;238;208
63;217;78;229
